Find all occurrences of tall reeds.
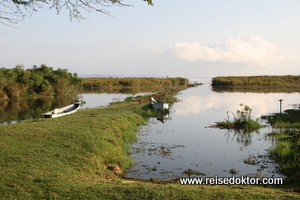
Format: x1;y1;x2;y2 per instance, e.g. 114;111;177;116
82;77;189;91
212;75;300;87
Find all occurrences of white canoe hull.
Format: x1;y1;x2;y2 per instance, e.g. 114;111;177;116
42;102;80;118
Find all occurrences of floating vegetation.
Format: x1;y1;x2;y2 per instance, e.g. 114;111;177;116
148;144;184;159
243;157;258;165
132;143;185;160
146;166;157;171
229;168;239;175
182;169;206;176
215;104;264;130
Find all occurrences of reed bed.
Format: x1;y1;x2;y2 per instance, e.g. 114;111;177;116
212;75;300;87
82;77;189;90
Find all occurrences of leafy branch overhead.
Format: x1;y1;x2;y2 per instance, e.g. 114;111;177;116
0;0;154;26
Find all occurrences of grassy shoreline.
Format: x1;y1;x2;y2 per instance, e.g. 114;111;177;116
1;89;300;199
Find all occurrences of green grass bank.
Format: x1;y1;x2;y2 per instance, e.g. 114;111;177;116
0;91;300;199
262;109;300;183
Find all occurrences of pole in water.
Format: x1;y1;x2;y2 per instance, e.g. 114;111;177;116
279;99;283;114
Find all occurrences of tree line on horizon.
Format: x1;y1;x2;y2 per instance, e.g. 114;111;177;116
0;64;84;99
0;64;189;100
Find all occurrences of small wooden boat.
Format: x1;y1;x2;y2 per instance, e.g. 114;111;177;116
42;102;80;118
151;97;169;111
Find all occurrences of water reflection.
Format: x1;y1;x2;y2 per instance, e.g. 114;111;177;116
79;92;153;109
224;129;261;150
0;91;154;125
0;94;76;125
127;80;299;180
175;90;300;119
155;112;170;123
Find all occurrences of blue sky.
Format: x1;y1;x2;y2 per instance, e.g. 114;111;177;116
1;0;300;78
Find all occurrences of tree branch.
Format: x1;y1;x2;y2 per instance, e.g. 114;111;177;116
1;0;152;27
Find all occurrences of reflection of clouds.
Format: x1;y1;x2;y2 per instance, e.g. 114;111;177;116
80;93;128;109
80;92;154;109
175;95;220;114
175;93;300;118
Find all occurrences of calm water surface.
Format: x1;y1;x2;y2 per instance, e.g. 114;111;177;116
80;92;152;109
126;79;300;180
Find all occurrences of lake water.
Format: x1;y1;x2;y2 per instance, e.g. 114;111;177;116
79;92;153;109
126;79;300;180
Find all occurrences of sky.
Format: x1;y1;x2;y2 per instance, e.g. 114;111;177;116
1;0;300;78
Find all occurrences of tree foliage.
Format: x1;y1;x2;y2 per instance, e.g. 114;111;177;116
0;0;153;26
0;64;84;99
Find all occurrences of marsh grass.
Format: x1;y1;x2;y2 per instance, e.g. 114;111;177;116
212;75;300;87
268;134;300;183
263;109;300;186
216;104;263;130
83;77;189;91
264;109;300;129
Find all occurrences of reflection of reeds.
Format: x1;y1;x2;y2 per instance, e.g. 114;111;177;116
224;128;260;147
212;86;300;93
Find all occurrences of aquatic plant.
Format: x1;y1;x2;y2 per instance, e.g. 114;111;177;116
182;169;206;176
229;168;239;174
215;104;263;130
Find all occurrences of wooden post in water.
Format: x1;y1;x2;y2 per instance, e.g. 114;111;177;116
279;99;283;114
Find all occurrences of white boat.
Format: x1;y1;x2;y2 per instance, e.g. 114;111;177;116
151;97;169;111
42;102;80;118
156;113;170;123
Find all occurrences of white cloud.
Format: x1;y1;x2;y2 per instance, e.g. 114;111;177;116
163;36;300;65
